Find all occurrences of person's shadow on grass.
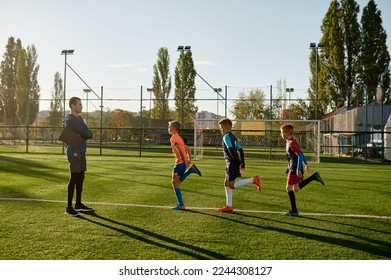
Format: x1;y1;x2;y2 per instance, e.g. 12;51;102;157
78;211;231;260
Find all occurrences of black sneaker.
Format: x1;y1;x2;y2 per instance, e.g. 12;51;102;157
65;206;79;217
314;172;325;185
74;203;94;212
283;210;299;216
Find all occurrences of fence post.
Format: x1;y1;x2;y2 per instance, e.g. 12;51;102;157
26;90;30;153
100;86;103;156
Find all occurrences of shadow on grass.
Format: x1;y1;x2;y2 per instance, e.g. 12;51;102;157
0;154;67;182
78;211;231;260
187;210;391;259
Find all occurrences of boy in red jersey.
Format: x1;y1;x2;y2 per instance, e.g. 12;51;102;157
280;124;325;216
168;121;201;210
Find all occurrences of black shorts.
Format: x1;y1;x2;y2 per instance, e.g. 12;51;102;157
68;153;87;173
226;162;241;182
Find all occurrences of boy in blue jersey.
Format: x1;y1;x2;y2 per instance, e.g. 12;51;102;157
280;124;325;216
217;118;261;213
63;97;94;216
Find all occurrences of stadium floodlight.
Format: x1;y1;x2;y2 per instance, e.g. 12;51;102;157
309;43;323;120
61;49;74;154
177;45;191;128
146;88;153;121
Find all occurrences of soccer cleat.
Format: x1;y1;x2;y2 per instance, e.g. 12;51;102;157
65;206;79;217
171;205;186;210
74;203;94;212
190;164;202;176
253;175;262;192
217;205;234;213
283;210;299;216
314;172;325;185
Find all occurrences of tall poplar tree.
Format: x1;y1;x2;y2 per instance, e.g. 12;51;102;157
48;71;64;127
359;0;390;103
174;51;197;129
14;43;40;125
320;0;346;110
0;37;18;124
341;0;361;106
151;47;171;120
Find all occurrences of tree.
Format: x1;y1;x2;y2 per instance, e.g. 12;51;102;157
341;0;361;106
47;72;63;127
174;50;197;128
0;37;18;124
289;99;311;120
15;43;40;125
152;47;171;120
231;89;266;120
320;0;346;110
359;0;390;103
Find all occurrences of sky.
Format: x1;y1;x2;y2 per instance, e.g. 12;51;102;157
1;0;390;117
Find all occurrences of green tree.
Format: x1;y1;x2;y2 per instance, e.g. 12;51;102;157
341;0;361;106
232;89;266;120
14;42;40;125
289;99;311;120
359;0;390;103
0;37;18;124
152;47;171;120
320;0;346;110
47;72;63;127
174;50;197;128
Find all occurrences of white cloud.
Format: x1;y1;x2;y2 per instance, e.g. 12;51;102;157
194;60;219;66
136;67;148;73
107;63;135;68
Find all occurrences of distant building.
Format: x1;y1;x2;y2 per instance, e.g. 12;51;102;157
321;104;391;160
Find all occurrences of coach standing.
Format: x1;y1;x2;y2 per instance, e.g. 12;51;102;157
63;96;94;217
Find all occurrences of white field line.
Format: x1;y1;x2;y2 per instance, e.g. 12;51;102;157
1;197;391;220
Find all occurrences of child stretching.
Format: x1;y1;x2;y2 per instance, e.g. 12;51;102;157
168;121;201;210
217;118;261;213
280;124;325;216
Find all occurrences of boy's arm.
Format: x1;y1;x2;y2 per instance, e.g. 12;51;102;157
174;143;190;166
238;148;245;168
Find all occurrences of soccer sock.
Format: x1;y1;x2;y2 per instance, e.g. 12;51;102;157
225;187;233;207
234;177;253;189
75;172;85;205
179;169;192;182
67;172;79;207
174;188;185;206
299;173;316;189
288;191;297;212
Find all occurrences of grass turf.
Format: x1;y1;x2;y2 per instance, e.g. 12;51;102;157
0;151;390;260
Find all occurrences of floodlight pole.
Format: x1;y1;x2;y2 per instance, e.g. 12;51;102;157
177;45;191;129
309;43;323;120
61;49;74;154
83;88;91;124
286;88;294;118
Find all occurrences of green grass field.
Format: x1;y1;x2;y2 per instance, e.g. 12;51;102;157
0;149;390;260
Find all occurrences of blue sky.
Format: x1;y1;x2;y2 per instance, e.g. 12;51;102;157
1;0;390;116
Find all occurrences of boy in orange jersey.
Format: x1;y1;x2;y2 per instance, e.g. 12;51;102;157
168;121;201;210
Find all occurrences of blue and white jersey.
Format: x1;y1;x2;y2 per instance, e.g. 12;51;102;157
222;132;244;167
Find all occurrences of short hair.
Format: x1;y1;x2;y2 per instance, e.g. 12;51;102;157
169;120;181;131
280;124;294;134
69;97;81;108
218;118;232;128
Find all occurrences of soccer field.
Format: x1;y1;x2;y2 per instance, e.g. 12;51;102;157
0;151;390;260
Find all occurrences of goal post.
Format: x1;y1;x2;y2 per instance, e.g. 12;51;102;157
194;119;320;162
